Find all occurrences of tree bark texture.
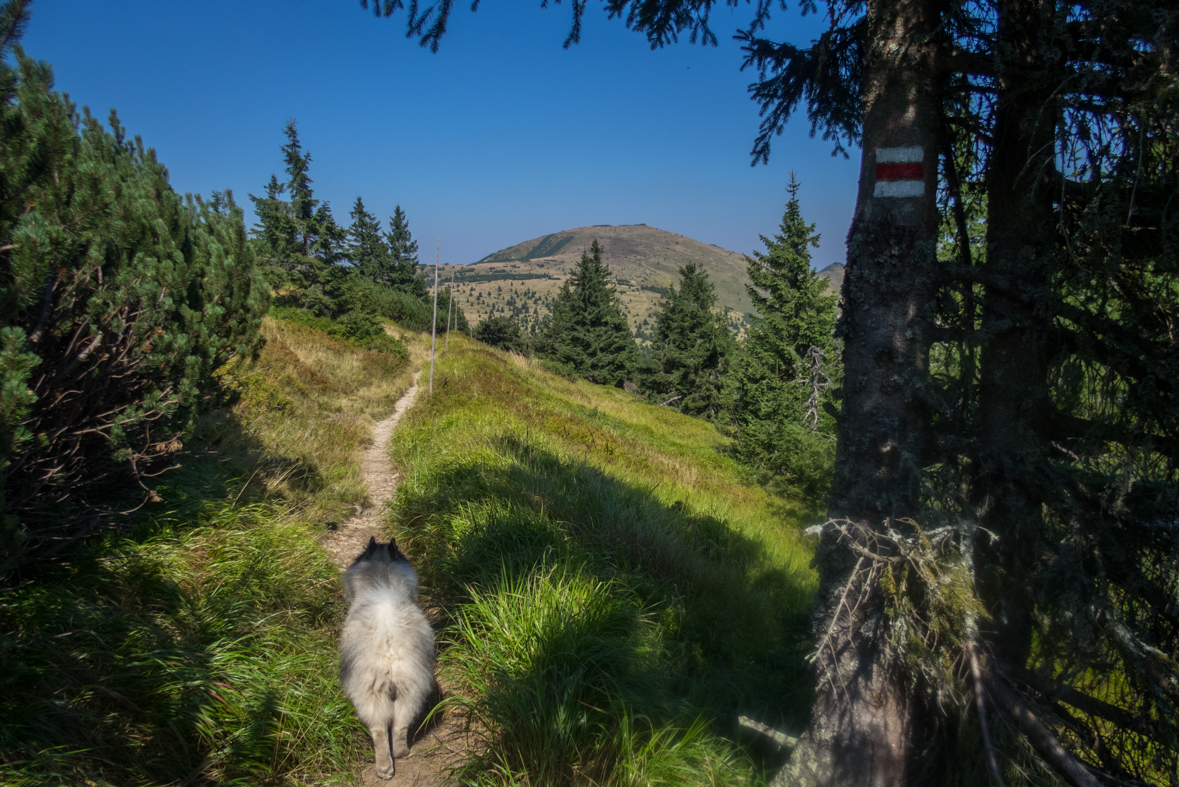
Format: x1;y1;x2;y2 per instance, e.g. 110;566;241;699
778;0;945;784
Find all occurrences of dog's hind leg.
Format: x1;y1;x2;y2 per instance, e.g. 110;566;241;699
392;694;414;759
372;720;395;780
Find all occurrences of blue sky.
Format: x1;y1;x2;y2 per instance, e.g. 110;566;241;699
22;0;860;267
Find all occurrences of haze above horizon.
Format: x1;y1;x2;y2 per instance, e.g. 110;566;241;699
23;0;860;268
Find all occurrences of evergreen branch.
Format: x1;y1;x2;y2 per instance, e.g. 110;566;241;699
1009;666;1170;745
0;0;31;56
984;672;1104;787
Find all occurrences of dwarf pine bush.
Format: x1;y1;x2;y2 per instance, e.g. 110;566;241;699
0;5;268;565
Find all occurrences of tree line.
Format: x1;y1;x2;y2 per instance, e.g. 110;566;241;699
472;174;840;506
250;119;467;339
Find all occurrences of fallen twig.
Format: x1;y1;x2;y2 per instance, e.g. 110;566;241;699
737;715;798;750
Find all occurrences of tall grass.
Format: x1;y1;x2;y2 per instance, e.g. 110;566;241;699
388;335;818;786
0;505;358;786
0;315;426;786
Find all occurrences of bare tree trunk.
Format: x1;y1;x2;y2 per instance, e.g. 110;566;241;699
973;0;1058;675
779;0;945;784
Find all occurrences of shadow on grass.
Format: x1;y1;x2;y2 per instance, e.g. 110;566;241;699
395;434;816;782
0;409;348;786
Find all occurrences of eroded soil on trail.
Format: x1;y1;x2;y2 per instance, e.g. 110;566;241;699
323;371;479;786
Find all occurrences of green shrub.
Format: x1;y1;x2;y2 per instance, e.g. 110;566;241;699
268;306;409;361
339;310;383;342
473;315;530;353
0;25;268;557
337;277;433;330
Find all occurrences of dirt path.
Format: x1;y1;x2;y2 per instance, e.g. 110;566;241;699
323;371;475;786
323;370;422;568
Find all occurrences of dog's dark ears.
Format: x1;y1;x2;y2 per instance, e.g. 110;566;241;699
362;536;378;558
387;538;403;561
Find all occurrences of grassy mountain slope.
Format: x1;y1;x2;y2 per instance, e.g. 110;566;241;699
441;225;843;342
443;225;755;339
388;336;818;785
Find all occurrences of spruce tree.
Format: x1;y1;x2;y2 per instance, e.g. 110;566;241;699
725;175;839;500
281;118;316;257
641;263;734;419
249;119;343;314
348;196;391;284
386;205;426;297
537;240;638;387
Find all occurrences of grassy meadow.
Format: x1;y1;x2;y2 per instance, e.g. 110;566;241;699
388;336;819;785
0;317;818;786
0;317;422;786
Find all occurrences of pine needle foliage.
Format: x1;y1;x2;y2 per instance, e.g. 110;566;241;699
641;263;736;419
386;205;427;298
536;240;640;387
0;8;268;564
347;196;393;286
724;176;839;503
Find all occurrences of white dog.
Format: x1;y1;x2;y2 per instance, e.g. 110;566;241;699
340;537;436;779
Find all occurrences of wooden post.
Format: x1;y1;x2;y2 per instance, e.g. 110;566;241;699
430;239;439;394
445;263;455;350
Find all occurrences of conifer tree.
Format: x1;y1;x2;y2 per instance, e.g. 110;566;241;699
641;263;734;419
348;196;392;284
249;119;344;314
281;118;316;256
386;205;426;297
537;240;638;387
725;175;839;500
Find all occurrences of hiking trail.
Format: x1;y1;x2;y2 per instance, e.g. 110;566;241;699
322;370;474;786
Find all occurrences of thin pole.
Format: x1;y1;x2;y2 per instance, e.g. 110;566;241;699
445;263;456;350
430;239;439;394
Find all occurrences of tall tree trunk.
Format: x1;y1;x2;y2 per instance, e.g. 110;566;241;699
778;0;944;783
973;0;1058;674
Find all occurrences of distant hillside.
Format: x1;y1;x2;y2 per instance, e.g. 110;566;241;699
817;262;844;294
438;225;842;342
439;225;750;342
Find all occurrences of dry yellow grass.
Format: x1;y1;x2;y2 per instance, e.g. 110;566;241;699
202;317;428;522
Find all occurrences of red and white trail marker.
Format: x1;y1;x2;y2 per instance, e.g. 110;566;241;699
873;146;925;198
